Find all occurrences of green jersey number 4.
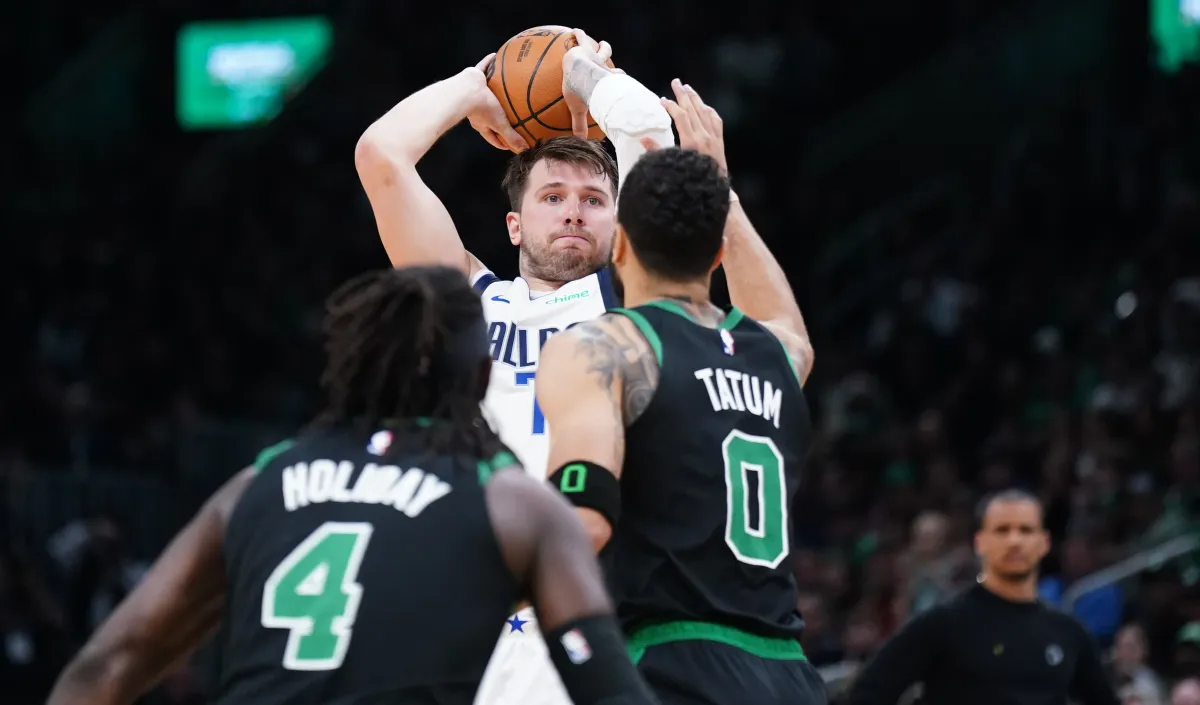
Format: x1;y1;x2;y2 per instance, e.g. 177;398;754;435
721;430;789;569
261;522;374;671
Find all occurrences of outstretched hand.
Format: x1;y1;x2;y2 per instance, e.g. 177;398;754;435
467;53;530;153
641;79;728;174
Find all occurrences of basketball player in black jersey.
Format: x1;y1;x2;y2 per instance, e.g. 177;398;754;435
535;83;827;705
46;266;658;705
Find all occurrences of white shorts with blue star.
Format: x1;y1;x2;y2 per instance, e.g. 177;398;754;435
473;607;573;705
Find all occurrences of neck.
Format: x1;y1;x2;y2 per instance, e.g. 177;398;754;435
622;279;711;310
522;275;568;294
978;570;1038;602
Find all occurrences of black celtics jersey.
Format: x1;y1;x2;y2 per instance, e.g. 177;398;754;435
606;301;812;640
217;426;520;705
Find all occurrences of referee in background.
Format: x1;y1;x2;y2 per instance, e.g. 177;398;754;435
847;489;1120;705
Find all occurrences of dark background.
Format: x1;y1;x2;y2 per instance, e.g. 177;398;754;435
4;1;1199;703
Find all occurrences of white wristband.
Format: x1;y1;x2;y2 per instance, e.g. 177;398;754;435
587;73;672;137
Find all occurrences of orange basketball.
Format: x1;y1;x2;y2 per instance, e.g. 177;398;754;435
485;26;613;147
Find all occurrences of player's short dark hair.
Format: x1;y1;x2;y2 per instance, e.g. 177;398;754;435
501;137;618;211
617;147;730;281
974;489;1044;531
315;266;504;458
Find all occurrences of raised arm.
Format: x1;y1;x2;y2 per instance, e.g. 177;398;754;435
658;81;814;383
354;56;527;274
560;30;675;197
536;314;658;551
47;468;255;705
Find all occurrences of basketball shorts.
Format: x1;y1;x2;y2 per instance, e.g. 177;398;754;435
473;607;573;705
628;621;828;705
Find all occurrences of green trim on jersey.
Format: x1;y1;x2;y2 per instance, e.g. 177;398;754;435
477;450;519;485
610;308;664;366
633;299;747;332
719;307;745;330
626;620;807;665
252;439;297;474
639;299;694;322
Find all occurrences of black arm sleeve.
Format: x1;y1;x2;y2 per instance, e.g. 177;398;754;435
846;608;943;705
544;614;658;705
1069;623;1121;705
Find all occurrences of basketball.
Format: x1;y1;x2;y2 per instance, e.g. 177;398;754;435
486;26;613;147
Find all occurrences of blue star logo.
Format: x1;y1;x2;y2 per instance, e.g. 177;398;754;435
506;614;528;633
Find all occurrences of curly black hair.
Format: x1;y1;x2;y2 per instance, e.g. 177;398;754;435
617;147;731;281
314;265;503;458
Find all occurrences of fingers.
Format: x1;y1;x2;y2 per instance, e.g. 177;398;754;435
705;105;723;140
670;79;703;136
479;129;508;151
681;83;723;138
661;97;687;134
572;28;598;53
596;40;612;65
570;109;589;139
666;79;724;142
475;53;496;73
497;124;531;152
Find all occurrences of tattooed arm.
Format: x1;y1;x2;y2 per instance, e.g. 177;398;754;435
536;314;659;551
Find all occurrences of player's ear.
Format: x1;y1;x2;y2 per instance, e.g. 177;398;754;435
506;212;522;246
708;236;728;274
1037;529;1051;563
611;224;629;265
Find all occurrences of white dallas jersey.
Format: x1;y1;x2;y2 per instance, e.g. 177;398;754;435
471;267;617;477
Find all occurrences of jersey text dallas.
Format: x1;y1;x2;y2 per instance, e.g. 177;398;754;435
280;461;451;517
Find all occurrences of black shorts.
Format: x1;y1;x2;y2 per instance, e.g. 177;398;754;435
627;621;827;705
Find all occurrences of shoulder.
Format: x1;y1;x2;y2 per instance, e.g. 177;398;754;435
470;268;511;297
1040;602;1096;641
926;585;982;621
542;314;646;366
252;437;300;474
754;318;813;386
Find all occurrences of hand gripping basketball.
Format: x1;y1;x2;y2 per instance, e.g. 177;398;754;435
467;53;531;153
561;29;615;139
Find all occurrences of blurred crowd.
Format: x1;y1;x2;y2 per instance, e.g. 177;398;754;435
3;1;1198;704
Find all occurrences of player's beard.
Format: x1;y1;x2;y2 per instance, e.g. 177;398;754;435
992;566;1038;583
519;230;607;284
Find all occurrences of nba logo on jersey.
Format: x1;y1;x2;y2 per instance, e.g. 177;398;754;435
720;328;735;355
366;430;393;456
559;629;592;665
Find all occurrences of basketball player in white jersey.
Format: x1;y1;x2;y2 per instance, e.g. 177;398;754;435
355;30;674;705
356;28;814;705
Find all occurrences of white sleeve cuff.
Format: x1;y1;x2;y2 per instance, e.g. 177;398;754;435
588;74;671;136
587;73;675;200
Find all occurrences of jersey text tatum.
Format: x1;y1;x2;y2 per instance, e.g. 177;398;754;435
694;367;784;429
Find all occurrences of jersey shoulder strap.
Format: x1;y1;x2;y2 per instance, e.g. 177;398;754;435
252;438;298;474
475;449;521;485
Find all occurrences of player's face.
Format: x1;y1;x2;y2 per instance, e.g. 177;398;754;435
974;499;1048;581
507;159;615;283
